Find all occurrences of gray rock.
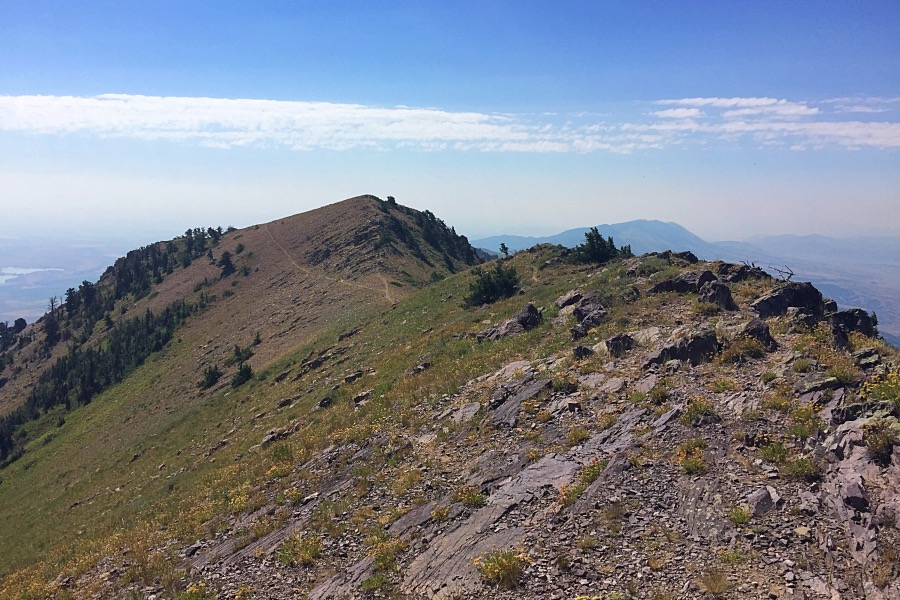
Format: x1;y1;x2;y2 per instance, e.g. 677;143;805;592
573;345;595;360
451;402;482;424
604;333;634;358
841;481;870;512
751;281;825;319
715;262;771;283
642;329;720;368
478;303;544;341
748;486;782;516
649;270;717;294
698;280;738;310
555;290;583;309
491;378;552;428
830;308;877;338
740;318;778;351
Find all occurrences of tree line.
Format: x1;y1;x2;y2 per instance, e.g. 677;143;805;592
0;225;236;465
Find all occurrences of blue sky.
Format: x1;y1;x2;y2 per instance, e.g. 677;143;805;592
1;1;898;242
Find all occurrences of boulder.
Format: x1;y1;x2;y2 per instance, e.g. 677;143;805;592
740;318;778;351
605;333;634;358
715;262;771;283
751;281;825;319
572;345;595;360
572;291;607;322
698;280;738;311
841;481;870;512
830;308;877;338
649;270;717;294
642;329;720;368
747;486;783;516
852;347;881;369
570;292;608;339
554;289;583;309
491;378;552;428
477;303;543;342
651;250;699;264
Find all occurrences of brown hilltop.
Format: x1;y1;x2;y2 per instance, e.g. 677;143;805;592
0;194;480;416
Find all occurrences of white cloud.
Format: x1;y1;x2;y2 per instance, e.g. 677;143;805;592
0;93;898;153
653;108;702;119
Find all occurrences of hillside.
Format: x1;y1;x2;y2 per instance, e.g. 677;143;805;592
472;224;900;345
0;203;898;600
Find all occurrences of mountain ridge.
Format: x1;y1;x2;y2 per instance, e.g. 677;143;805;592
0;198;898;600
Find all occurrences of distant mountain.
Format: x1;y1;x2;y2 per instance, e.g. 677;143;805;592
473;222;900;342
473;219;716;257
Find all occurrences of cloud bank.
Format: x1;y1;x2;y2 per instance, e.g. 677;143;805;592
1;94;898;152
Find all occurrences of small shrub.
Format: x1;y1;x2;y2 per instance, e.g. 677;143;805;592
198;364;222;389
681;396;716;426
862;372;900;406
360;571;391;593
570;227;632;265
599;501;626;534
648;380;669;404
463;263;520;307
231;363;253;387
558;458;607;507
761;371;778;384
368;536;407;571
566;426;590;446
710;378;738;393
277;533;322;567
792;358;812;372
728;506;751;525
694;301;720;316
391;468;423;496
676;437;708;474
759;441;789;463
788;403;823;439
782;456;822;482
453;485;487;508
431;505;451;522
864;418;898;464
577;535;598;550
598;413;618;430
762;386;793;412
178;582;213;600
474;548;530;589
719;336;766;363
698;568;730;596
718;549;745;565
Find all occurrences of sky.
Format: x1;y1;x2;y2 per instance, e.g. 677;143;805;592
1;0;899;245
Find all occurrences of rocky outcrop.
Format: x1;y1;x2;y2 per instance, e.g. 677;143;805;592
740;318;778;351
698;280;738;310
648;270;717;294
477;303;543;341
604;333;634;358
830;308;878;338
751;281;825;319
715;262;771;283
642;329;720;368
490;377;552;428
570;292;607;339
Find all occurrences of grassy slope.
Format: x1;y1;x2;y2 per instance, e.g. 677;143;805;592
3;238;893;598
0;246;585;587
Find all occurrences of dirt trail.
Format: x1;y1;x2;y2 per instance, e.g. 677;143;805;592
265;224;394;303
